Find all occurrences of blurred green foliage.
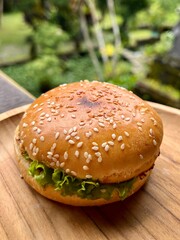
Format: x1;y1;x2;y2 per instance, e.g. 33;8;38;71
133;0;179;29
2;56;96;97
145;78;180;100
32;21;69;56
144;31;175;56
1;0;180;107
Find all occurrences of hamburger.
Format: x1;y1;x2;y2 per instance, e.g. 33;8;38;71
14;80;163;206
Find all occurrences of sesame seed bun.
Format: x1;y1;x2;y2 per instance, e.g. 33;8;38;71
14;80;163;205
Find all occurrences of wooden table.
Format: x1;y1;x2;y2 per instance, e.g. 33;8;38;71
0;72;180;240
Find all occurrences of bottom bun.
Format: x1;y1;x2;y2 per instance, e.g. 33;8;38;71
14;135;152;206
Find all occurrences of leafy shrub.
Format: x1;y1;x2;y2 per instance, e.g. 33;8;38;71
2;55;63;97
104;60;137;90
33;22;69;56
144;31;174;56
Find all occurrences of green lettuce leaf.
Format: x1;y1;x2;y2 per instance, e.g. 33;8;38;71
28;159;135;200
22;152;31;160
28;160;53;186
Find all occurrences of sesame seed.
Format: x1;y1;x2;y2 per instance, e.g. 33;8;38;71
32;138;37;144
73;126;77;132
92;142;98;146
83;165;89;171
56;161;60;167
108;141;114;146
94;152;101;158
45;114;49;118
118;136;123;141
132;113;136;117
54;154;59;158
50;162;55;167
55;132;60;140
121;143;125;150
69;139;75;145
61;114;65;118
52;157;57;162
71;171;77;176
105;145;109;152
150;128;153;135
79;122;85;126
86;158;91;163
64;152;68;160
98;122;105;127
37;128;41;134
141;118;145;123
29;143;33;150
60;162;65;167
84;152;88;158
65;135;71;141
121;115;125;119
40;136;45;142
71;114;76;119
124;131;129;137
92;146;99;151
32;146;36;152
85;132;92;138
39;121;44;125
71;132;77;137
102;142;107;148
93;128;99;132
140;154;144;159
47;151;53;155
153;139;157;146
140;112;145;115
138;127;143;132
68;128;73;134
31;121;35;126
52;143;57;149
23;123;28;128
75;150;79;158
75;136;80;140
86;175;92;179
47;117;52;122
112;134;116;139
33;104;38;108
66;169;70;173
137;122;142;126
32;125;38;132
125;117;130;121
47;155;52;159
63;129;67;135
37;108;42;112
98;156;102;162
51;109;56;113
88;154;92;160
113;123;117;129
150;117;157;125
77;142;83;148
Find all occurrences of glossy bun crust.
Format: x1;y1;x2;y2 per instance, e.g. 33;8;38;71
16;81;163;183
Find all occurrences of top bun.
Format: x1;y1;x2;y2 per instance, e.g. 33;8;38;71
18;81;163;183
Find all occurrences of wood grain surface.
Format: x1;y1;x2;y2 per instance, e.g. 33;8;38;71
0;103;179;240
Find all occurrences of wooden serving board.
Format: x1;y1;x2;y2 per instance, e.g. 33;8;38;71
0;103;180;240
